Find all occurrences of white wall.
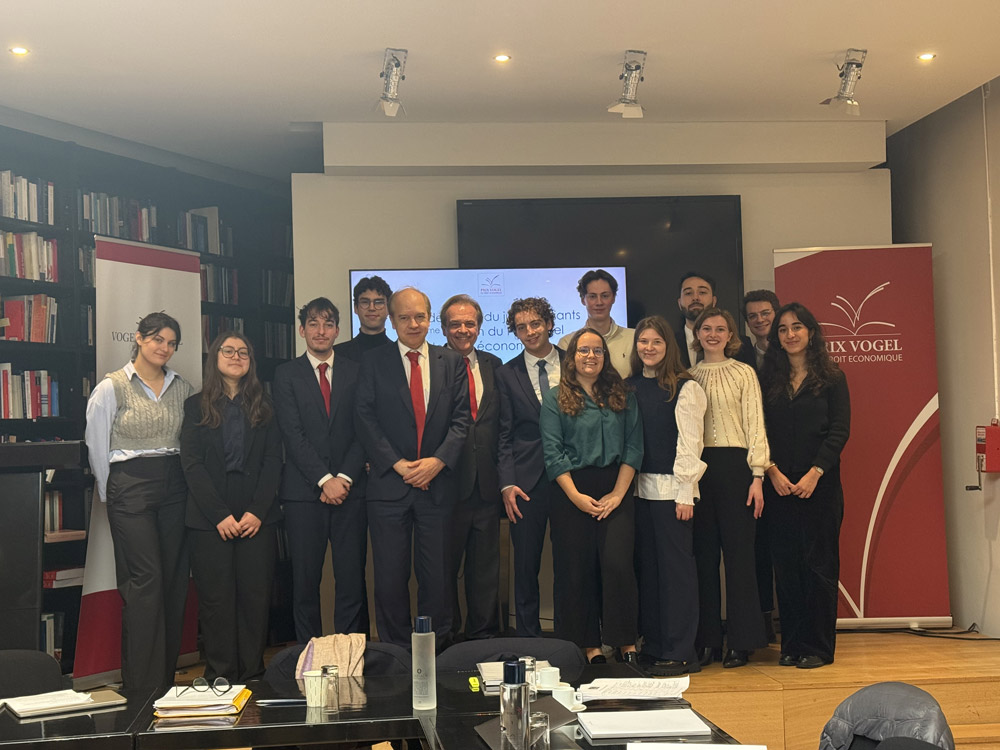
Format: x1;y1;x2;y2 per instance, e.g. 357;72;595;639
888;83;1000;634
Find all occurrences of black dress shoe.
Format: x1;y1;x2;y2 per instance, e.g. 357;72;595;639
796;655;826;669
697;647;719;667
622;651;645;673
722;649;749;668
778;653;799;667
647;659;688;677
589;654;607;664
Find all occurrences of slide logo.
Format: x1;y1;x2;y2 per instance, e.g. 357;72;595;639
478;273;505;296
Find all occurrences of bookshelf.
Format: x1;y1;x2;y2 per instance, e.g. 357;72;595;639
0;122;294;670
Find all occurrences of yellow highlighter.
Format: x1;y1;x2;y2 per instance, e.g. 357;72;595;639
468;676;480;692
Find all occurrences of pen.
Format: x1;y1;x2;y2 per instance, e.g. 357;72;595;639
257;698;307;706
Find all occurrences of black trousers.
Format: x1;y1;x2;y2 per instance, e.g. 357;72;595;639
767;474;843;663
550;464;638;649
693;448;766;652
283;495;370;641
449;478;501;639
508;476;553;637
755;506;775;612
189;523;276;682
368;488;453;648
105;455;188;692
634;497;699;663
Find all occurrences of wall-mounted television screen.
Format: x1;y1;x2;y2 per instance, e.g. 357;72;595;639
456;196;744;330
348;266;626;360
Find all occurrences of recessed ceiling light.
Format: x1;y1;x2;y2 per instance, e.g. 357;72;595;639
9;46;29;56
917;53;937;61
494;54;511;63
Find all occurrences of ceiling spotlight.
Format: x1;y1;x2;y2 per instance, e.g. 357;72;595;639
378;48;407;117
917;52;936;61
608;50;646;119
9;46;29;56
494;54;511;63
820;48;867;116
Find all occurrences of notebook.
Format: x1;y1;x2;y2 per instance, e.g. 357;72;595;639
577;708;712;740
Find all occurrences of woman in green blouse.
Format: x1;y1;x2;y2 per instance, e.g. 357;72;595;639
539;328;644;666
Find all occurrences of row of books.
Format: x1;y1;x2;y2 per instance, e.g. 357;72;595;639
0;365;60;418
201;265;239;304
263;321;293;359
261;269;293;306
40;612;66;663
42;566;84;588
81;304;94;346
77;191;158;244
1;294;59;342
202;314;245;352
78;246;96;286
44;490;68;534
178;207;233;255
0;170;56;225
0;232;60;282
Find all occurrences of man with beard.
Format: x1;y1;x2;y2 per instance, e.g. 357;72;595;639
676;272;754;369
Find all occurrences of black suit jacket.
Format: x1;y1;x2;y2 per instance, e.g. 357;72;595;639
180;394;283;530
674;320;756;369
455;349;502;500
496;348;564;492
355;342;472;503
272;354;367;502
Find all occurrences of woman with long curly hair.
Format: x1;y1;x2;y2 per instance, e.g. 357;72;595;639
760;303;850;669
180;330;283;681
539;328;643;665
626;316;707;676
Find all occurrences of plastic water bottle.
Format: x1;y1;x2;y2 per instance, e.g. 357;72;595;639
411;615;437;710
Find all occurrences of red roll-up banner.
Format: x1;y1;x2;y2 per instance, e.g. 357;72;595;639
774;244;951;626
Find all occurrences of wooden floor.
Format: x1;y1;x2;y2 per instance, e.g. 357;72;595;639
684;631;1000;750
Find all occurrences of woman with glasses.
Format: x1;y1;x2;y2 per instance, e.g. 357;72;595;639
690;308;769;669
539;328;643;666
85;311;193;693
760;303;850;669
181;331;283;682
626;316;707;676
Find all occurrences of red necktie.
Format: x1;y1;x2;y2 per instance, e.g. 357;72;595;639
464;356;478;421
406;351;426;456
317;362;331;416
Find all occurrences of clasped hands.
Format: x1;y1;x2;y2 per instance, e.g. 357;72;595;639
766;466;820;500
216;512;262;540
394;456;445;490
570;491;621;521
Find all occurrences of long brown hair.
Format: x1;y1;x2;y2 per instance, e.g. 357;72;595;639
198;330;272;428
761;302;842;402
629;315;691;400
557;328;628;416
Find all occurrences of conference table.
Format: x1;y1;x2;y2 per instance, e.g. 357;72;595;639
0;664;738;749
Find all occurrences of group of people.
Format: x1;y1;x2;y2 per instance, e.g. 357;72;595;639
84;267;849;693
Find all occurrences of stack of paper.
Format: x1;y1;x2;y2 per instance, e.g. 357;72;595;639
578;676;689;701
0;689;126;718
476;660;552;690
577;708;712;740
153;685;251;719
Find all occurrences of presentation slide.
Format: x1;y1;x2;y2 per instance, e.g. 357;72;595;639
348;267;627;361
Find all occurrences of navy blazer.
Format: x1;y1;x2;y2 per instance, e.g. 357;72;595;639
272;354;367;502
180;394;283;530
455;349;502;500
496;348;564;492
355;342;472;503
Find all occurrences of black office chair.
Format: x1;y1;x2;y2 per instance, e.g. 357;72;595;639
819;682;954;750
264;641;412;682
436;636;586;672
0;649;65;698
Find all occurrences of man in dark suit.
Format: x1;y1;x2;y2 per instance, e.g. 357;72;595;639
676;271;756;368
334;275;394;362
440;294;503;641
273;297;369;641
355;287;471;647
495;297;563;637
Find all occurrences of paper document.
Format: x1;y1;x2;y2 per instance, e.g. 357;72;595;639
627;744;766;750
578;676;689;701
2;690;93;718
153;685;251;717
578;708;711;739
476;660;551;686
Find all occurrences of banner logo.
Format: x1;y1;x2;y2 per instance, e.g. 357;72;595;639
821;282;895;336
478;273;504;296
820;282;902;364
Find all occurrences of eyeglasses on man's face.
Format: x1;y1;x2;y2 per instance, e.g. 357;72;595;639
219;346;250;360
357;298;387;309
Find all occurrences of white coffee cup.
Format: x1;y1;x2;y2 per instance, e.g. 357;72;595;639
551;685;575;708
303;669;324;707
535;667;560;689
